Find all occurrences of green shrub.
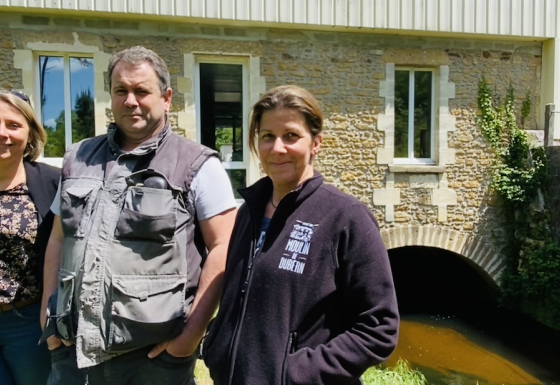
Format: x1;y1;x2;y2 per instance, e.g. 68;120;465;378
362;359;427;385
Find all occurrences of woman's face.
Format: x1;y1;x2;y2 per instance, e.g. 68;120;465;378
0;101;30;164
258;108;322;191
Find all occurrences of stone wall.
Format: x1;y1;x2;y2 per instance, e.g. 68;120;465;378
0;12;544;283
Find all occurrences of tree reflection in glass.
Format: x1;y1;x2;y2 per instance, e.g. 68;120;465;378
394;70;410;159
39;56;95;157
394;69;433;160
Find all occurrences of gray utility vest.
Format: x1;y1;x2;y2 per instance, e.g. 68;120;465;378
56;123;216;368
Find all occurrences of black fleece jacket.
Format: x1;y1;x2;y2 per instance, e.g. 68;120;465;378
204;173;399;385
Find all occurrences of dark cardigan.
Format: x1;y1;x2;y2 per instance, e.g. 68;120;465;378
23;161;60;282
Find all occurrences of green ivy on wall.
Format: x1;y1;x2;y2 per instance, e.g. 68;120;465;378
477;77;560;329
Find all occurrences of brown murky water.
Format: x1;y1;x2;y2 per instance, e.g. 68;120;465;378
389;247;560;385
387;319;543;385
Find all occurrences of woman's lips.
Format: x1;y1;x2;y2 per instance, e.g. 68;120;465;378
270;162;291;167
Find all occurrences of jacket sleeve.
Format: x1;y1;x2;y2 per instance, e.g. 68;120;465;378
286;203;399;385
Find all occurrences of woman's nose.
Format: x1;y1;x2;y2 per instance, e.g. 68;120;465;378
0;122;8;137
271;137;286;153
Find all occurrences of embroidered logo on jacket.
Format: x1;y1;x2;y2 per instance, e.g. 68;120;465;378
278;221;318;274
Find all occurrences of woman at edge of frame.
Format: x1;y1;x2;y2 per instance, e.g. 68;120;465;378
203;85;399;385
0;90;60;385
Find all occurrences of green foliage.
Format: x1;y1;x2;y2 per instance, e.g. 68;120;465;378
362;360;427;385
521;92;531;129
44;89;95;157
477;77;560;329
215;127;233;150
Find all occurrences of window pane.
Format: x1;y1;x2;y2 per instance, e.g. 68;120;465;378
70;57;95;144
199;63;244;161
225;169;246;199
40;56;66;157
413;71;432;158
394;70;410;158
199;63;246;195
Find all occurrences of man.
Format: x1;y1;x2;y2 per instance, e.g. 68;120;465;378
40;46;237;385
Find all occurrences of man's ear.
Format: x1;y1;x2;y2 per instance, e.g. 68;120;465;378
164;87;173;113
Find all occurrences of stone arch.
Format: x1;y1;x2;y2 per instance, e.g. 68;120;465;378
380;225;504;287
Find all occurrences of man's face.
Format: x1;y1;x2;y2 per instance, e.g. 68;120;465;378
110;61;172;143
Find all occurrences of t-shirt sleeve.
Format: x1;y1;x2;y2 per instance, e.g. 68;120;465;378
50;178;62;216
191;156;237;221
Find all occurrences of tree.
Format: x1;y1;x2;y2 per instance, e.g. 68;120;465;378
43;89;95;157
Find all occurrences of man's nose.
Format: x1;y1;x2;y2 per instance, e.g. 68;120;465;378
124;92;139;108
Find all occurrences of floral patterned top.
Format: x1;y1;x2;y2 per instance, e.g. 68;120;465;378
0;182;41;304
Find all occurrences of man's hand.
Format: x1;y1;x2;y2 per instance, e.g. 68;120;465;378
46;335;73;351
148;207;237;359
148;335;199;359
46;335;63;351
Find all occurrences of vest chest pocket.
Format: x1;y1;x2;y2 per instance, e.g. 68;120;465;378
108;274;187;352
61;185;100;238
114;187;178;243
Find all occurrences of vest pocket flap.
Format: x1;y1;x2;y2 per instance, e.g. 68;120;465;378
112;275;187;299
109;274;187;352
66;186;94;199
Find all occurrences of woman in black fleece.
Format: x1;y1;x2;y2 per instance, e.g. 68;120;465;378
203;85;399;385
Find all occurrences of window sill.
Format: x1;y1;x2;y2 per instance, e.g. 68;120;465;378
388;164;446;173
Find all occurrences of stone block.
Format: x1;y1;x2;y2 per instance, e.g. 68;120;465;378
224;28;246;37
53;18;81;27
22;16;50;26
176;25;198;34
176;77;192;94
112;21;139;30
1;41;16;49
314;33;336;42
84;19;111;29
201;27;221;35
268;29;308;41
376;148;393;164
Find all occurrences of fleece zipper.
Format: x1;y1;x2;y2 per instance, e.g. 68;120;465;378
226;238;257;385
225;192;291;385
226;197;261;385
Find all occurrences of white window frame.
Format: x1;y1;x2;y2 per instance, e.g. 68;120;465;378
34;52;95;168
194;56;249;173
393;67;436;165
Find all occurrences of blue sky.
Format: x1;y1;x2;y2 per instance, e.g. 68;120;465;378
40;56;94;131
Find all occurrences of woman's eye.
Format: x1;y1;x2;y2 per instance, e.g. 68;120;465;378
286;133;299;140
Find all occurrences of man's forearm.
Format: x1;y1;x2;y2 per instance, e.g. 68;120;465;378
41;217;63;329
178;243;227;344
41;238;62;328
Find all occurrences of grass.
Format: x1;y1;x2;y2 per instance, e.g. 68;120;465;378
194;360;212;385
362;359;428;385
195;358;427;385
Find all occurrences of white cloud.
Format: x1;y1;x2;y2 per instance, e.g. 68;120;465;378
41;56;63;72
44;119;56;128
40;57;94;74
70;58;94;73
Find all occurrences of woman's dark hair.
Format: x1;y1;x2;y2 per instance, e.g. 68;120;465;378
248;85;323;154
